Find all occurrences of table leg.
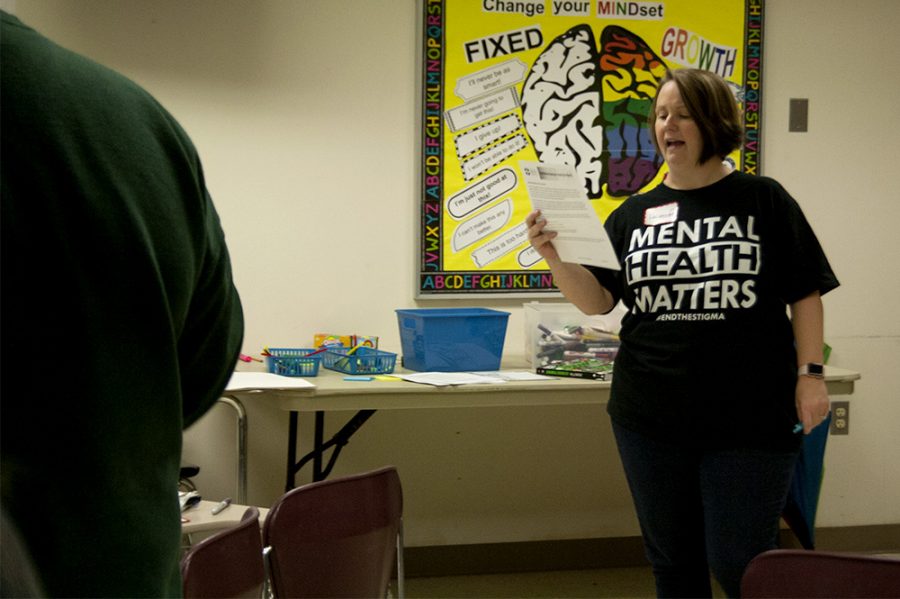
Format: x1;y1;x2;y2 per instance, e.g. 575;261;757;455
218;395;248;504
314;411;325;481
284;410;378;487
286;411;299;492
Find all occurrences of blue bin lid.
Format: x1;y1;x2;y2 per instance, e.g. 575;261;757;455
395;308;510;318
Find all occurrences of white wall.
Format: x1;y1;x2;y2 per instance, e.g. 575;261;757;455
760;0;900;528
9;0;899;546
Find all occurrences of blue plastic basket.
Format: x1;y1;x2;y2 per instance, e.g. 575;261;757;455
395;308;509;372
264;348;321;377
322;346;397;375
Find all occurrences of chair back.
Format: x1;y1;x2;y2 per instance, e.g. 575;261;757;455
181;506;265;599
741;549;900;598
263;466;403;598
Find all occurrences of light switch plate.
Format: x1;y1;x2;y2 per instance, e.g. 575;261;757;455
789;98;809;132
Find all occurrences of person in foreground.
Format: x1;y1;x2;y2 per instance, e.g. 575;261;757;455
1;11;243;597
526;68;839;598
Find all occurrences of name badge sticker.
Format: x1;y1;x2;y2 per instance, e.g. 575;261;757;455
644;202;679;226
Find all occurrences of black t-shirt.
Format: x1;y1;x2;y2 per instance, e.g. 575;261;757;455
588;171;839;450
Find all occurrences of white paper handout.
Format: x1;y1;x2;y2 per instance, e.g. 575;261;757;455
225;371;316;391
520;161;620;270
470;370;555;381
397;372;507;387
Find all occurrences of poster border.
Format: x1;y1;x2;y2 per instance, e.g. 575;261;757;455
416;0;765;298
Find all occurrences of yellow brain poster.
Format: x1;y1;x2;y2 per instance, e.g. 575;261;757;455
418;0;764;296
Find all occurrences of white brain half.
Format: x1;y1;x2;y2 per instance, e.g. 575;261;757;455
520;25;604;197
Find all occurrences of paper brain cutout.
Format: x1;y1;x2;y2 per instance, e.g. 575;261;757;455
521;25;667;199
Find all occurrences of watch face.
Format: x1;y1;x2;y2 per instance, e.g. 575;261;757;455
808;363;824;375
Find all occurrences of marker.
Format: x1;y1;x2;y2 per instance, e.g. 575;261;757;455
336;343;367;371
346;343;366;356
211;498;232;515
344;376;374;381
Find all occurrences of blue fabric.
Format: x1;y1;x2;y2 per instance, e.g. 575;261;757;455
782;414;831;549
612;422;800;598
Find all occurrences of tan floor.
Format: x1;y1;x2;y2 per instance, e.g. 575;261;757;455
403;554;900;598
403;566;664;599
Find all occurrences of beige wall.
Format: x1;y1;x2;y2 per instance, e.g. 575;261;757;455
8;0;899;546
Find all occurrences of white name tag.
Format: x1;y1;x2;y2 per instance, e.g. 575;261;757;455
644;202;679;226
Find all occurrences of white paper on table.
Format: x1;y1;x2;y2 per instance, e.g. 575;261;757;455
470;370;555;381
397;372;508;387
519;160;621;270
225;371;316;391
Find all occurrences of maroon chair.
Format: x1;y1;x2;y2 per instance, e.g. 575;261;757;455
741;549;900;598
181;506;265;599
262;466;404;598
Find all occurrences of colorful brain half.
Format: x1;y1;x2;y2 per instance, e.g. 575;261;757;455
600;25;667;196
521;25;667;199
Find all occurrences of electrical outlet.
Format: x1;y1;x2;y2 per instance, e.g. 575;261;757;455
830;401;849;435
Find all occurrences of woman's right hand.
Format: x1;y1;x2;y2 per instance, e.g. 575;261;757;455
525;210;615;314
526;209;561;264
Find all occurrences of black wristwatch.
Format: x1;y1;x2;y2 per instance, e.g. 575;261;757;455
798;363;825;379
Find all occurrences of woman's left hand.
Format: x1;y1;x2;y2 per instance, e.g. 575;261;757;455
796;376;830;434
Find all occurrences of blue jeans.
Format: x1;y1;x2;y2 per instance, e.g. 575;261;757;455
612;421;800;598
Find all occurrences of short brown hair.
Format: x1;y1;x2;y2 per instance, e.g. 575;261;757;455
648;68;744;165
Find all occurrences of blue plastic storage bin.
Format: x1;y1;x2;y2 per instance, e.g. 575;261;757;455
395;308;510;372
322;346;397;375
263;348;321;377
